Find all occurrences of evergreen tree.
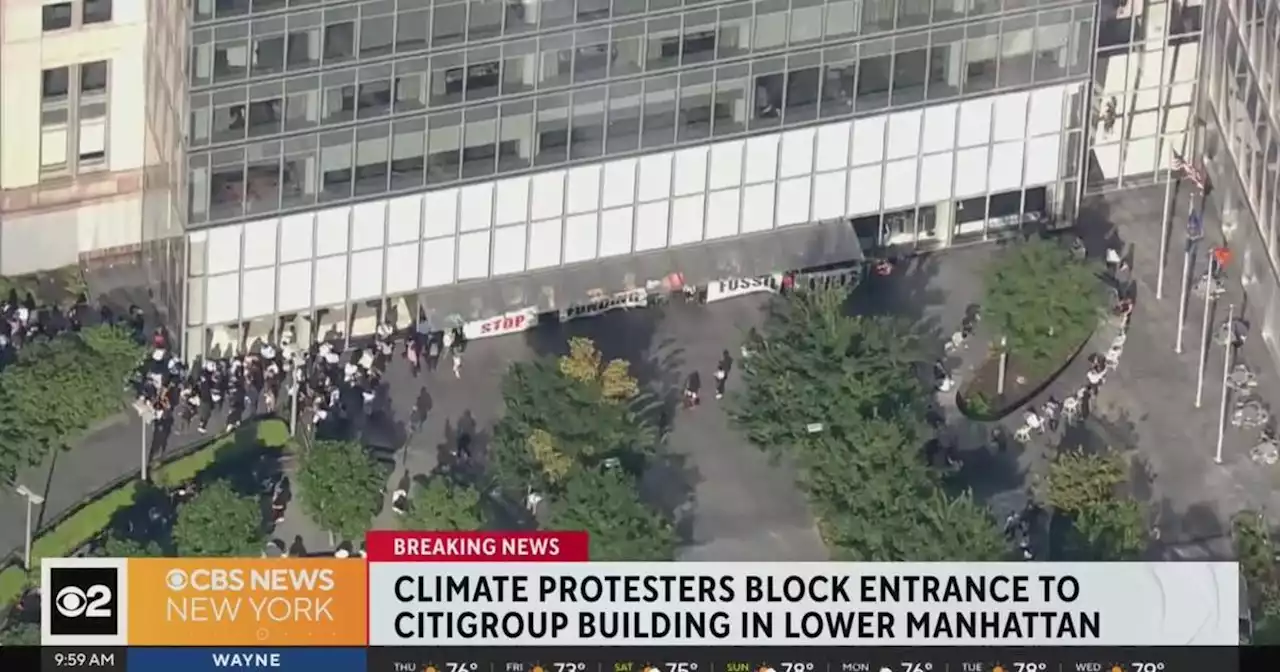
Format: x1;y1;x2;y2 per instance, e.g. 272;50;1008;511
401;474;485;532
1035;449;1149;560
488;337;673;559
732;287;1008;560
296;439;386;543
172;480;264;557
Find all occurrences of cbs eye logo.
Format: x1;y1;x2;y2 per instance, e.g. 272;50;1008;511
49;567;119;636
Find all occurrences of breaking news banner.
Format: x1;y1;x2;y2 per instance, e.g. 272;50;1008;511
365;532;1238;647
23;532;1251;672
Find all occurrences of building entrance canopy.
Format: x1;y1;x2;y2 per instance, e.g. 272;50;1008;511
415;219;863;331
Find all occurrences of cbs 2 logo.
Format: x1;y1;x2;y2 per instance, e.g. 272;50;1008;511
55;584;113;618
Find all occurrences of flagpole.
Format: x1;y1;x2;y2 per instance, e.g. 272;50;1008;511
1195;255;1215;408
1157;171;1175;300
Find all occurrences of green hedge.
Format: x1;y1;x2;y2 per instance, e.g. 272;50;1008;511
0;419;291;608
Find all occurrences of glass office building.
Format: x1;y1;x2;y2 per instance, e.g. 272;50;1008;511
183;0;1096;353
1200;0;1280;365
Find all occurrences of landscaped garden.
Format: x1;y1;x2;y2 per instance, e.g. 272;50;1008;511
958;238;1107;419
0;419;291;642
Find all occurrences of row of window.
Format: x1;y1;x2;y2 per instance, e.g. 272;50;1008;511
1207;4;1280;270
190;0;1086;87
41;0;112;31
190;9;1091;147
39;62;111;177
187;54;1083;224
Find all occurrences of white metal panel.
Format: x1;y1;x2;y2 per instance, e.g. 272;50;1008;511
492;225;528;275
673;147;709;196
205;273;240;324
531;170;567;220
601;159;638;208
743;136;779;184
349;249;384;300
313;255;348;306
387;195;424;244
812;171;847;221
705;189;741;239
850;115;886;166
634;202;670;251
277;261;313;312
567;165;603;214
708;140;745;189
241;268;275;319
564;213;600;262
776;176;811;226
598;208;634;258
882;159;918;210
495;177;531;225
814;122;851;172
457;231;492;280
954;147;990;198
207;225;243;275
1028;86;1065;137
919;153;956;203
846;164;883;216
460;183;495;232
352;202;387;249
528;218;564;269
993;92;1030;142
670;195;705;245
423;189;459;238
886;109;923;160
384;243;419;295
315;207;351;256
420;237;456;287
243;220;277;269
741;184;775;233
638;153;673;202
779;128;816;178
989;141;1025;192
279;214;315;263
957;98;993;148
922;104;958;153
1025;135;1061;185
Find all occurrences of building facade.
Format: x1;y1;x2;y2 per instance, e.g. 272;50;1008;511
1198;0;1280;367
0;0;187;322
181;0;1099;354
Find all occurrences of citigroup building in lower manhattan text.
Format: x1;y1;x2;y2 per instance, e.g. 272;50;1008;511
182;0;1098;354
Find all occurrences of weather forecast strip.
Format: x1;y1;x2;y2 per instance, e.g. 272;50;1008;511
363;648;1240;672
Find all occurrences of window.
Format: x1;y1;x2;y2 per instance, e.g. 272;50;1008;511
84;0;112;24
43;3;73;31
41;62;110;177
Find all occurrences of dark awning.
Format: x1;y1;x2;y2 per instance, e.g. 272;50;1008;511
417;219;863;324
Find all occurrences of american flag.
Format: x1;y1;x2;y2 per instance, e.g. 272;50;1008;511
1171;152;1185;173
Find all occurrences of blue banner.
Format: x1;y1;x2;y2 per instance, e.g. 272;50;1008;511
128;647;365;672
1188;210;1204;239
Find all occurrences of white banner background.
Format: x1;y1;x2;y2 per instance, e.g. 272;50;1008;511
368;562;1238;646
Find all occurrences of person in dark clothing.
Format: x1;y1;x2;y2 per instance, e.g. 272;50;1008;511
684;371;701;408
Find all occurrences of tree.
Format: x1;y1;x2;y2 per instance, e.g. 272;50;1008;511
0;324;143;482
402;475;485;531
296;439;386;542
0;621;40;645
731;287;1009;561
1036;449;1148;559
488;337;673;559
983;239;1106;375
546;466;677;560
95;533;166;558
172;480;264;557
1233;511;1280;643
489;337;656;498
